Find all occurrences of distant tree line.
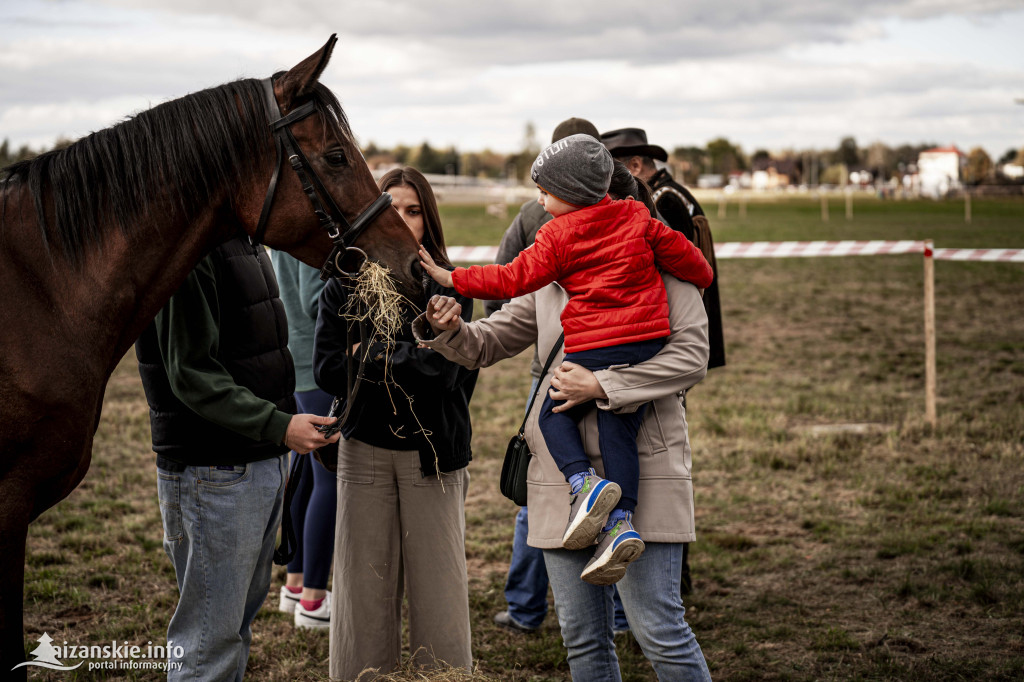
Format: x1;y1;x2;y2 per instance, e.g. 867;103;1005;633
0;137;75;170
5;132;1023;187
362;131;1024;187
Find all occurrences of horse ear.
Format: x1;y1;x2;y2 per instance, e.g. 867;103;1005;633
277;34;337;105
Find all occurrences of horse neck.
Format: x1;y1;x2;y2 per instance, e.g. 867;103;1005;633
109;203;238;370
3;182;238;378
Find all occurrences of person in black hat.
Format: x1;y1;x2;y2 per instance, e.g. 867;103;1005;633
602;127;726;596
601;127;723;370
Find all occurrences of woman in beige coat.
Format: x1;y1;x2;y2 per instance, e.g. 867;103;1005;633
414;274;713;681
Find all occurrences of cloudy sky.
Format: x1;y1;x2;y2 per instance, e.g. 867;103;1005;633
2;0;1022;159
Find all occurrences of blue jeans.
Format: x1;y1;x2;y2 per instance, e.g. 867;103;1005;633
157;455;287;681
504;506;550;628
538;339;664;512
543;543;711;682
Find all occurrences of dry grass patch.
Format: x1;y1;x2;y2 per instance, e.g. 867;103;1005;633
21;198;1024;680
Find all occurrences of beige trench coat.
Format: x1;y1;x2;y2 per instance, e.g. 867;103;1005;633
413;274;709;549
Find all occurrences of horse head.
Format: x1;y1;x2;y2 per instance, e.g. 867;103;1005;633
246;36;424;300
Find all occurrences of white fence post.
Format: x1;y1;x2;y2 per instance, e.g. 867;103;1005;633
924;240;937;427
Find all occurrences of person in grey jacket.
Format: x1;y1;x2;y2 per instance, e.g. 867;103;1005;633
485;117;601;635
414;274;712;681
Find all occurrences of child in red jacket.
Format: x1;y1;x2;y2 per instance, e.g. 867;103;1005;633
419;134;712;585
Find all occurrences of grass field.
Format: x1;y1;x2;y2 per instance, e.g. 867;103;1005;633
22;196;1024;681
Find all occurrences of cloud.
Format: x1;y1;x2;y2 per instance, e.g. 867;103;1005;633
91;0;1022;63
2;0;1021;157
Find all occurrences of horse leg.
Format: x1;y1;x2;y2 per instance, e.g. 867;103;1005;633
0;478;31;680
0;423;93;679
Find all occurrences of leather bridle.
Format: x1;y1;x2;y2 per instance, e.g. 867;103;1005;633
258;76;392;566
254;76;393;281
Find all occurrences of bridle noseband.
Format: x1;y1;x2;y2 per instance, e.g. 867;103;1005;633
254;77;393;281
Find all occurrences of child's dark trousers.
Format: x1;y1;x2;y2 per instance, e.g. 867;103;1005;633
538;338;664;512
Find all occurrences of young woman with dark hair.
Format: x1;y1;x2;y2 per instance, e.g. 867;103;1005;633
314;167;477;679
378;167;452;268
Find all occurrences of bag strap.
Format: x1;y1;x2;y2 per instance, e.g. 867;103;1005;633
518;333;565;434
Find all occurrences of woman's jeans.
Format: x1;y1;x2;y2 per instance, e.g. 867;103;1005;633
543;543;711;682
538;339;663;512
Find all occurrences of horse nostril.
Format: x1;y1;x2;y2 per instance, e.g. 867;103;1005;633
410;259;424;281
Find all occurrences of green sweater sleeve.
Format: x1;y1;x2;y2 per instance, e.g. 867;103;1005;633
155;256;292;445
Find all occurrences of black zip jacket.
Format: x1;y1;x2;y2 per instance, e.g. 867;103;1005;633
313;276;477;476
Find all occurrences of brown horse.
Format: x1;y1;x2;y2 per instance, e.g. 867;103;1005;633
0;36;421;674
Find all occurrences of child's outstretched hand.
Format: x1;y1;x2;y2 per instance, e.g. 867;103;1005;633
426;294;463;335
418;246;454;289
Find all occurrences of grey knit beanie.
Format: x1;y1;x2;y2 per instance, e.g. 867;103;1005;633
530;133;613;208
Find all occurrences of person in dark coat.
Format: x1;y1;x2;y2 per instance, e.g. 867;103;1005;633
602;127;727;597
601;128;725;370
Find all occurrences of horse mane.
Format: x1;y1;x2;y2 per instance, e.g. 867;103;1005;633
1;77;350;264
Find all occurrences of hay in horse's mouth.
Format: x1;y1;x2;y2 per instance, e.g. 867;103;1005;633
338;262;444;483
341;260;406;346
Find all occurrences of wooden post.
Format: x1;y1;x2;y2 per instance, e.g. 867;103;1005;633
739;195;747;219
965;190;972;224
820;193;829;222
718;193;727;219
924;240;937;427
846;191;853;220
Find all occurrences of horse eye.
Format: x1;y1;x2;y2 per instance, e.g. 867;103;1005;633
325;150;347;167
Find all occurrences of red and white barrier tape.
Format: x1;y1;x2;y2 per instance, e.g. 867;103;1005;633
931;248;1024;262
446;241;1024;263
713;240;923;259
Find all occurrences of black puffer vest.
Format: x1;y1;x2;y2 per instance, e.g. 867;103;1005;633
135;237;296;466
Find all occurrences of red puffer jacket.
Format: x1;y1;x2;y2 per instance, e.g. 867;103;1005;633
451;196;713;353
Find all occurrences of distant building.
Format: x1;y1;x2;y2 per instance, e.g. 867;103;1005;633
698;173;724;189
918;146;965;198
728;171;752;189
750;157;797;190
1000;163;1024;180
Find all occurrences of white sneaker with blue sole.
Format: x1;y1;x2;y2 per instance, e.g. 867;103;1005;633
562;471;621;550
580;514;645;586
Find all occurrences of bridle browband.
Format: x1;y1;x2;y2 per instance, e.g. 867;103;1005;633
254;76;393;281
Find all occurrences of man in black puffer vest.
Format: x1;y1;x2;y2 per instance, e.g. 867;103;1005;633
135;236;339;680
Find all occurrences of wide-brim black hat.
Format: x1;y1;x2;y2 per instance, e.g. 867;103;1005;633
600;127;668;162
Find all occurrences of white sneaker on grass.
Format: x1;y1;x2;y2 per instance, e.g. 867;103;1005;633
294;591;332;630
278;586;300;614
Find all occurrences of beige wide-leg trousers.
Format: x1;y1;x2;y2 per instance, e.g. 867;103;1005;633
329;438;472;681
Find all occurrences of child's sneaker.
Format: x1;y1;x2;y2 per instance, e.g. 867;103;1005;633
562;470;621;550
580;513;645;586
278;585;300;614
294;591;332;630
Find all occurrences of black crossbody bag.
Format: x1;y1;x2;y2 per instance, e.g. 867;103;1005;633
500;333;564;506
